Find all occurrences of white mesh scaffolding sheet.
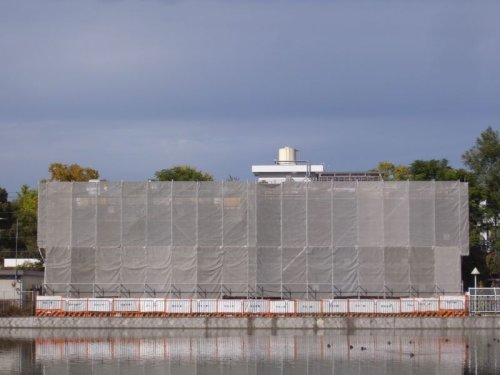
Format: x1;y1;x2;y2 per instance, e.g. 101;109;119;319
38;181;468;298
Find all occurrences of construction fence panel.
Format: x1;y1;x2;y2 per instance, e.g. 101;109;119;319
113;298;140;313
322;299;349;314
37;297;468;316
36;296;62;311
191;299;218;314
140;298;165;313
296;300;321;314
439;295;466;310
218;299;243;314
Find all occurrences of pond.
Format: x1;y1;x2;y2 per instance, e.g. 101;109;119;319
0;328;498;374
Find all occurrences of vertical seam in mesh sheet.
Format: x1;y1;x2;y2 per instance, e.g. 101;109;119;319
305;182;309;299
381;181;385;296
145;181;149;294
432;180;436;246
406;180;412;296
119;182;124;292
331;180;334;299
246;182;249;247
120;181;123;247
221;182;224;298
37;182;43;248
221;181;224;247
355;181;359;248
280;183;283;299
196;182;199;297
170;181;173;246
196;182;199;247
406;180;410;248
170;181;173;297
145;181;149;248
407;180;411;296
458;181;462;253
95;181;100;293
246;183;249;299
93;183;97;289
254;182;257;297
69;182;73;291
355;181;359;294
432;181;437;295
95;181;98;251
407;181;411;295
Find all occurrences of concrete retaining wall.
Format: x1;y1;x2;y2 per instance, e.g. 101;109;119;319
1;316;500;330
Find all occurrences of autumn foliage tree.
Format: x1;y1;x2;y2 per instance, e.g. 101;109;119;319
48;163;99;182
372;161;410;180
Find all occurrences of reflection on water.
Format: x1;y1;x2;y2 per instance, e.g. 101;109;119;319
0;328;499;374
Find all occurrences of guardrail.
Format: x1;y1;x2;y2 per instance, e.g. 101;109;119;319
35;296;468;317
42;283;465;299
469;288;500;314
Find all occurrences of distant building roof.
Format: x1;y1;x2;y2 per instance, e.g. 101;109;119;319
252;147;383;183
318;172;383;182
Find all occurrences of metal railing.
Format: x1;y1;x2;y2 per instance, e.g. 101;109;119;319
42;283;463;299
0;291;35;316
469;288;500;314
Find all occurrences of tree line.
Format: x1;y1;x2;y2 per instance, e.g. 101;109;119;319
0;128;498;287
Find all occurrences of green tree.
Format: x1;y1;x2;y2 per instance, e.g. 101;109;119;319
462;127;500;234
11;185;39;258
154;165;213;181
463;127;500;282
410;159;470;181
0;187;7;204
0;187;14;258
48;163;99;181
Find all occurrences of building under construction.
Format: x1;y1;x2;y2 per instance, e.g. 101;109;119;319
38;177;468;299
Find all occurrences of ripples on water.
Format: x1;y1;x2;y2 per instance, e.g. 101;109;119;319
0;328;499;374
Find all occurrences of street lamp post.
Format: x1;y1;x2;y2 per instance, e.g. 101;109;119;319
471;267;480;289
471;267;480;315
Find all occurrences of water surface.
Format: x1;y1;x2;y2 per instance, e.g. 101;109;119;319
0;328;499;374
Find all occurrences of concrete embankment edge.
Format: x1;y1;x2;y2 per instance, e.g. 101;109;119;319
1;316;500;330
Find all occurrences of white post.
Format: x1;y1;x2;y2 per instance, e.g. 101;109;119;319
471;267;480;290
471;267;480;314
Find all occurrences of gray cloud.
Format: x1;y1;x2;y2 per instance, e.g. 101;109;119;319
0;0;499;194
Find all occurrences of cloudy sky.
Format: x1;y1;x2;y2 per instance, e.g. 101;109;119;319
0;0;499;195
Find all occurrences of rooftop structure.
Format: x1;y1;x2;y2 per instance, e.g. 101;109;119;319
252;147;382;183
251;147;325;183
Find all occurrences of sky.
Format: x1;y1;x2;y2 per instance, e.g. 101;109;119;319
0;0;499;196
